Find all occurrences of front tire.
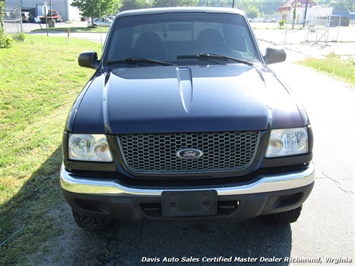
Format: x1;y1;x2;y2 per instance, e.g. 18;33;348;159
72;210;111;231
260;206;302;224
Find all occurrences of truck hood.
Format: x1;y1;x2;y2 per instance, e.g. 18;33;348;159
71;64;305;134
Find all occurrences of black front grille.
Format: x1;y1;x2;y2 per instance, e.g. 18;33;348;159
117;131;260;175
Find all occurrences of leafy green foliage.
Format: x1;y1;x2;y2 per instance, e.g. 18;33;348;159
246;6;260;19
0;2;13;48
12;32;26;42
235;0;284;16
0;1;4;27
71;0;121;22
0;29;14;48
120;0;154;10
320;0;354;11
278;19;286;27
154;0;200;7
120;0;201;11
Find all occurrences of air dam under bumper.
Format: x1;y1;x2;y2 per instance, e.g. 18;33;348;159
60;163;315;221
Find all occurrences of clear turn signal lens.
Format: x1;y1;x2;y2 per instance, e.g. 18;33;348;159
93;138;112;161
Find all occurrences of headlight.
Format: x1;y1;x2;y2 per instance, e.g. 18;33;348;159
266;128;308;158
68;134;112;162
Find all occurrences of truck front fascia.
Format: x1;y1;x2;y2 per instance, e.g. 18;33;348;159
60;162;314;197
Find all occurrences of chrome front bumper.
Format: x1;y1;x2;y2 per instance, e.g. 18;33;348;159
60;163;315;197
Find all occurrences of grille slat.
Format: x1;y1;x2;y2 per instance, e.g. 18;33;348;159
118;132;259;174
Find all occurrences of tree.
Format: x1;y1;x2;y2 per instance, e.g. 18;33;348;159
321;0;353;11
246;7;259;19
328;0;354;11
120;0;153;11
71;0;121;24
153;0;199;7
199;0;233;7
235;0;284;16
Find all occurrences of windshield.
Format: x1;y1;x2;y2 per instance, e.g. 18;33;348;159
105;12;259;65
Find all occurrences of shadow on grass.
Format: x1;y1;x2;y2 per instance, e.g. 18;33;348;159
0;145;293;265
0;145;65;264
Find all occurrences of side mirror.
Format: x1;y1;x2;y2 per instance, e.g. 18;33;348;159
263;48;286;64
78;51;99;69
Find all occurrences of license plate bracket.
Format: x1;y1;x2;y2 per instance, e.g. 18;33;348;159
161;190;217;217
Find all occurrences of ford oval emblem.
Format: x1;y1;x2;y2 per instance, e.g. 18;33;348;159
176;148;203;159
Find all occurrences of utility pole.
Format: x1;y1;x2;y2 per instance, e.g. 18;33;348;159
303;0;309;28
19;5;23;33
292;0;298;30
50;0;52;21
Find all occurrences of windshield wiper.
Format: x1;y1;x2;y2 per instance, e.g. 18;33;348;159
107;57;175;66
177;53;254;66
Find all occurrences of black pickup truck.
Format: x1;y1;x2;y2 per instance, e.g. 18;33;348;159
60;7;314;231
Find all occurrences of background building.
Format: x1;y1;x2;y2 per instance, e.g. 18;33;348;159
279;0;333;25
5;0;80;21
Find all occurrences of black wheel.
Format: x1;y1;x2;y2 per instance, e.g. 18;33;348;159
260;206;302;224
72;210;111;231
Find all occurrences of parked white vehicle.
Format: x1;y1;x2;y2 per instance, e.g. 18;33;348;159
105;15;115;21
87;18;113;27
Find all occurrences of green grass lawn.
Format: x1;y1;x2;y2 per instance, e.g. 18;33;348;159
0;34;101;264
300;54;355;86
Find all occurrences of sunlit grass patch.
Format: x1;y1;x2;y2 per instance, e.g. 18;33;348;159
0;34;101;264
300;54;355;87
